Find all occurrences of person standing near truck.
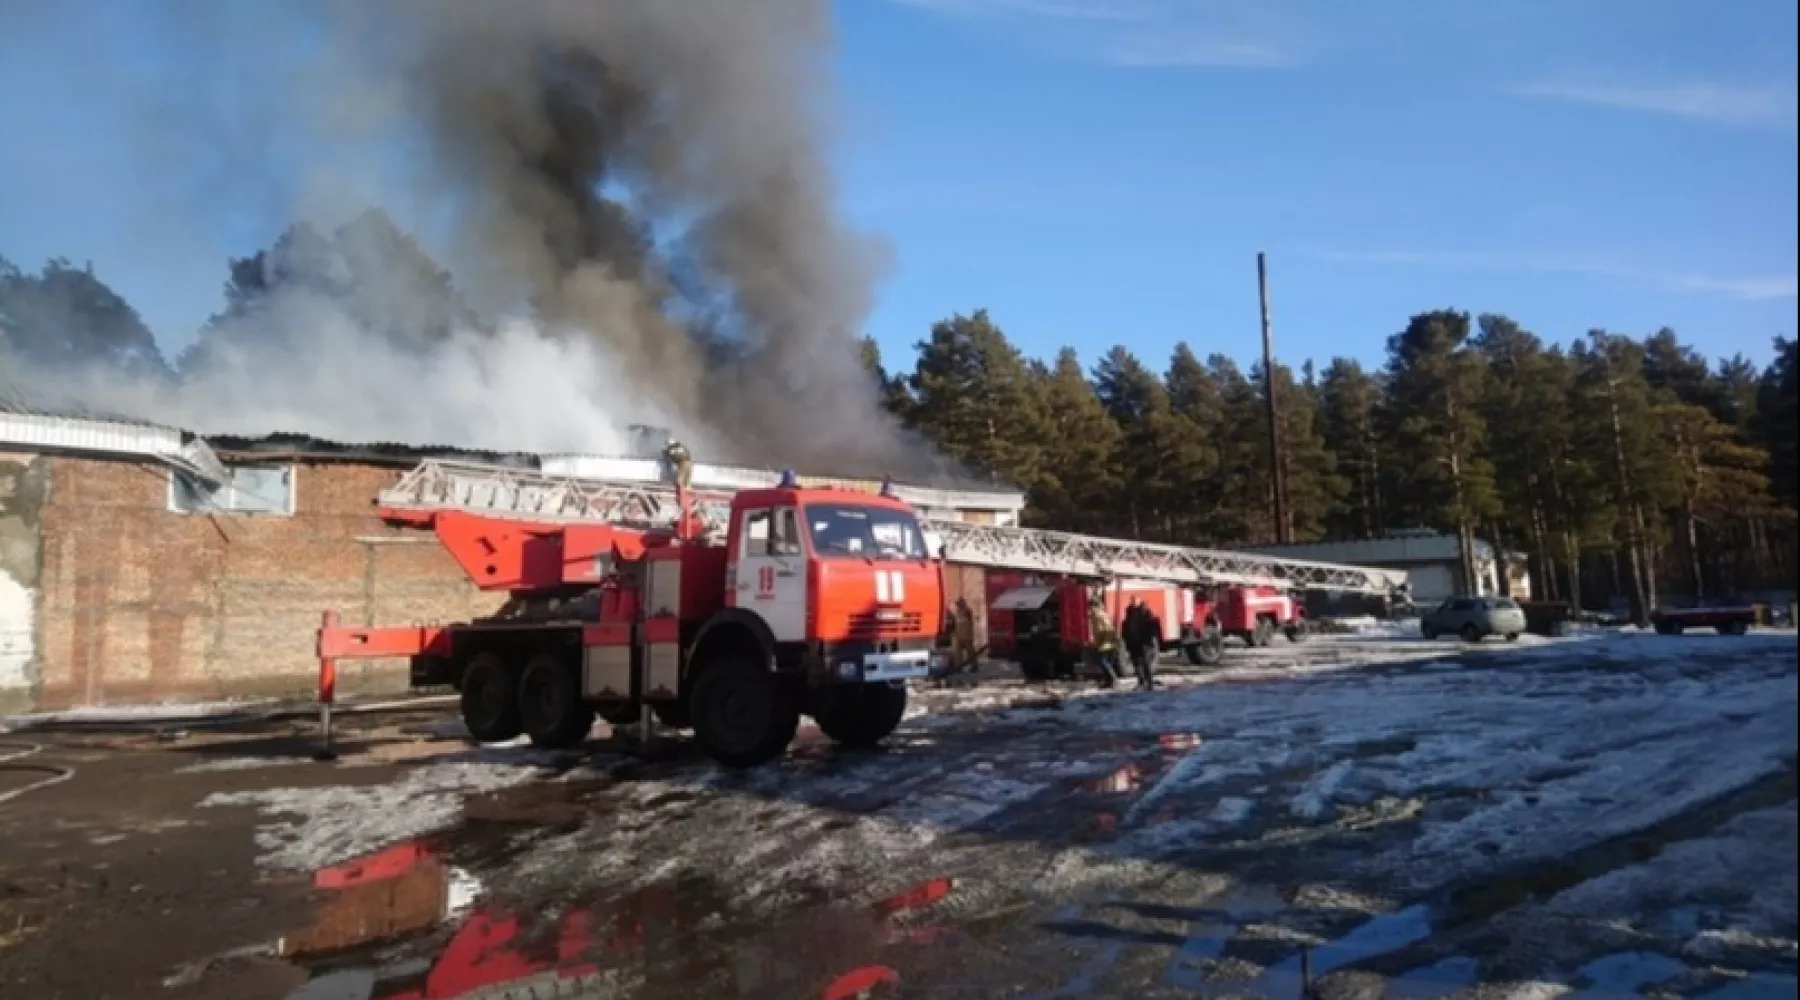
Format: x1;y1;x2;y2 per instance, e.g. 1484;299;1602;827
1123;597;1162;690
1086;588;1122;688
951;598;979;673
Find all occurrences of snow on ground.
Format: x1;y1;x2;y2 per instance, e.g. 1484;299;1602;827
2;698;283;730
200;749;565;870
216;627;1796;995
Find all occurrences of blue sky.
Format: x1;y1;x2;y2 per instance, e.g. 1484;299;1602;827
2;0;1795;377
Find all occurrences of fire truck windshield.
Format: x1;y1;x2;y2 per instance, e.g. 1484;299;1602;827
804;504;927;560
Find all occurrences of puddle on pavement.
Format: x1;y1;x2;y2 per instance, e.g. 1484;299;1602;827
267;836;966;999
1384;955;1481;999
1697;971;1800;1000
1064;733;1204;797
1194;903;1436;999
1563;950;1690;998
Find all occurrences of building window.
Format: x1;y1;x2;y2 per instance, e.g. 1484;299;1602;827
170;464;296;515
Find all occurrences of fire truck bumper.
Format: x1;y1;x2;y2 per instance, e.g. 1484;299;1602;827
834;648;938;683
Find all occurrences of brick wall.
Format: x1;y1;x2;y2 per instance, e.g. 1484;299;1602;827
29;456;505;710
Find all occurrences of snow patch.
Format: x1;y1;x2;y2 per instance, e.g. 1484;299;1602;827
201;756;547;870
1290;759;1355;821
7;698;281;727
178;756;294;774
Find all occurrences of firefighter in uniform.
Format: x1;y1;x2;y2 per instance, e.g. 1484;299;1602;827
1085;587;1122;688
663;439;693;491
951;598;978;673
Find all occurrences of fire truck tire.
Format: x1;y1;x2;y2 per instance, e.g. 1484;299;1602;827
519;653;594;750
1284;622;1308;643
460;652;523;743
690;658;800;768
812;684;908;749
1252;619;1276;647
1019;658;1054;682
1184;637;1224;666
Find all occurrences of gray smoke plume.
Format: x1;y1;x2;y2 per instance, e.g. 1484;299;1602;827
2;0;963;482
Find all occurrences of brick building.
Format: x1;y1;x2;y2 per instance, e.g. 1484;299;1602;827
0;410;1025;714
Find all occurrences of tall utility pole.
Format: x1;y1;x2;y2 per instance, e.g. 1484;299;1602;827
1258;251;1291;543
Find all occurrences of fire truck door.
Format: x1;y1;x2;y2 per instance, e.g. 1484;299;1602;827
734;506;807;643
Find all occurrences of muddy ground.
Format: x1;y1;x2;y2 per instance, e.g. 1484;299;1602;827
0;629;1795;1000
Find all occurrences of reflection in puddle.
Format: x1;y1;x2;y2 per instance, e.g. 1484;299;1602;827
1698;971;1800;1000
1160;884;1290;992
1386;955;1481;1000
1566;950;1689;998
280;840;480;961
279;845;956;1000
1083;764;1143;794
1210;903;1435;1000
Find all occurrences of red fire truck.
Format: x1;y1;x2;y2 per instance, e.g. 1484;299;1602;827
984;575;1310;679
317;463;945;768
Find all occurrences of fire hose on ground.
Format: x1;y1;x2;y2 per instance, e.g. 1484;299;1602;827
0;741;76;805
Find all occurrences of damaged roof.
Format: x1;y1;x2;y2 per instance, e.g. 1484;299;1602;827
206;432;539;469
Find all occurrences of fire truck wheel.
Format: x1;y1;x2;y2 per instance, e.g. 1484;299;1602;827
812;683;908;749
691;658;800;768
1252;619;1276;647
1184;637;1224;666
1284;622;1309;643
460;652;523;743
519;653;595;750
1019;658;1054;682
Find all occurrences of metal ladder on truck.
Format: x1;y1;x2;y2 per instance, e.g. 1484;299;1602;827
928;520;1409;597
376;458;1409;598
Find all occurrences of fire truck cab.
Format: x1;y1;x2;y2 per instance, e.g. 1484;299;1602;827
1192;584;1307;649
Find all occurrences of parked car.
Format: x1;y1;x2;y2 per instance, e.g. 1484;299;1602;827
1421;596;1528;642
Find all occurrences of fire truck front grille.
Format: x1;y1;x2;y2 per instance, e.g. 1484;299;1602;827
845;612;925;637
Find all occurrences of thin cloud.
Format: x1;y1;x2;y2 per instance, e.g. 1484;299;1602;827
1319;249;1798;303
1513;79;1799;132
883;0;1306;69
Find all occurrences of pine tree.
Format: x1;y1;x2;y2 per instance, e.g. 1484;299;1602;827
1756;336;1798;509
1264;360;1344;540
1033;348;1124;533
1317;358;1386;540
1659;399;1773;598
1092;345;1184;540
904;310;1049;490
1196;354;1272;543
1383;310;1500;592
1570;332;1683;622
1161;344;1223;542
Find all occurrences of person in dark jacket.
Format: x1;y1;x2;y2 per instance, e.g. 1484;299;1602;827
1123;598;1163;690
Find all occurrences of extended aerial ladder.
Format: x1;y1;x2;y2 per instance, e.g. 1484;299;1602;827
376;459;1410;598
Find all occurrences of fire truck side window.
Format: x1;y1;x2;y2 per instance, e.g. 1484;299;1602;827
741;509;771;558
771;508;802;556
